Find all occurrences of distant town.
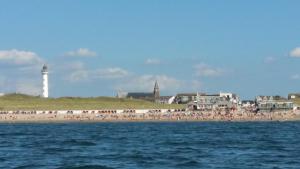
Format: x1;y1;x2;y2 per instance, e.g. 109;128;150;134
0;63;299;123
117;80;299;112
1;64;300;113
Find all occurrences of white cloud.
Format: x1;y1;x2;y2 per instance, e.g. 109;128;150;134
116;74;182;93
264;56;276;64
145;58;161;65
65;48;97;57
194;63;223;77
64;61;85;70
68;70;90;82
290;47;300;57
65;64;129;82
291;74;300;80
15;80;41;96
190;80;202;91
0;49;43;65
63;61;89;82
0;49;45;95
92;68;129;79
54;61;85;78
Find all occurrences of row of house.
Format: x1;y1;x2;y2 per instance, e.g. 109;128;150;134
240;94;300;112
116;81;240;110
116;81;299;112
184;93;240;111
255;95;295;112
185;94;298;112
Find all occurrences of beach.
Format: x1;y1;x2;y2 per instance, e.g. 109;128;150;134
1;110;300;122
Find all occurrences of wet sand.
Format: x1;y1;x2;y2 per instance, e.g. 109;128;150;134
1;110;299;123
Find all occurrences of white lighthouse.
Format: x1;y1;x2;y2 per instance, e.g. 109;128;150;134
41;64;49;98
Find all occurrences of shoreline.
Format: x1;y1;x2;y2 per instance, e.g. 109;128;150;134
1;119;300;124
1;110;300;123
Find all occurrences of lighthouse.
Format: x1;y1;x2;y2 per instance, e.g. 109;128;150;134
41;64;49;98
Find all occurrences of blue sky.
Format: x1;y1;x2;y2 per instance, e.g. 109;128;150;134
0;0;300;99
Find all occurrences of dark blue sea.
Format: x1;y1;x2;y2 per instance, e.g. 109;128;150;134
0;122;300;169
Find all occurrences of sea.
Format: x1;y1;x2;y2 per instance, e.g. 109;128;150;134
0;122;300;169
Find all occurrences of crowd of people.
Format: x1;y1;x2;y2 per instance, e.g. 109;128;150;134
0;109;299;122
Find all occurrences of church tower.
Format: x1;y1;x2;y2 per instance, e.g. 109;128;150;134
153;81;160;103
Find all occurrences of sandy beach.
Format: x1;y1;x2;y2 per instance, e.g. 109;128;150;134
1;110;300;123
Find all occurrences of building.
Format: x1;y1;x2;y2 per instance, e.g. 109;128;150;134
41;64;49;98
241;100;255;108
194;94;222;110
126;92;155;102
288;93;300;100
220;92;240;104
175;93;203;104
177;92;240;105
220;92;233;99
121;81;160;102
255;96;293;111
198;93;238;110
187;92;239;111
158;96;176;104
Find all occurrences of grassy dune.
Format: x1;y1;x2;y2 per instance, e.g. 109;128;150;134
293;98;300;106
0;94;184;111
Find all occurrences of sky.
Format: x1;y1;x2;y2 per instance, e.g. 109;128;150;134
0;0;300;99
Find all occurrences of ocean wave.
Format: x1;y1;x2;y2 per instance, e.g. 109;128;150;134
62;139;97;146
55;165;115;169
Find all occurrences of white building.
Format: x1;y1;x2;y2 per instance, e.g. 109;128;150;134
220;92;233;99
220;92;240;104
41;64;49;98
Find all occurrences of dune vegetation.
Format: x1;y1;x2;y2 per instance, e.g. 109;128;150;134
293;98;300;106
0;94;184;111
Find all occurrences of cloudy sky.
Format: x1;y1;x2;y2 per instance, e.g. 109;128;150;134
0;1;300;99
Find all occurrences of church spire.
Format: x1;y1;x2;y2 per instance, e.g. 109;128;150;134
154;80;159;90
153;80;160;102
